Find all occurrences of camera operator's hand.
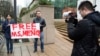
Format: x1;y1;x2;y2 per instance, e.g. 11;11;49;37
65;17;69;23
65;16;74;23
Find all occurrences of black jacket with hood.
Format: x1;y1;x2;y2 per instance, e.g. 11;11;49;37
67;11;100;56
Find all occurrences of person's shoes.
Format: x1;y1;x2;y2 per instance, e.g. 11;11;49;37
41;50;44;53
10;51;13;54
7;51;9;54
34;50;37;53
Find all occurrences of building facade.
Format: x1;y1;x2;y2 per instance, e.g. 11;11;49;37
54;0;77;19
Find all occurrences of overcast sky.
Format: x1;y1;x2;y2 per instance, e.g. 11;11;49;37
17;0;32;7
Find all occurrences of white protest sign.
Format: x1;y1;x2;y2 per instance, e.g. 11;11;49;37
10;23;40;39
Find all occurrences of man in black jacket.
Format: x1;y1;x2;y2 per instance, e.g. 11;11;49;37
33;10;46;53
67;1;100;56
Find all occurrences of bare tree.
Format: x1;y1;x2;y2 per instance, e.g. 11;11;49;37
0;1;14;18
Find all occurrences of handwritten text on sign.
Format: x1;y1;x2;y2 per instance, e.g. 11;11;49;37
10;23;40;39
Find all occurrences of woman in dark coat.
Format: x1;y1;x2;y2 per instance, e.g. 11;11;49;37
2;14;15;54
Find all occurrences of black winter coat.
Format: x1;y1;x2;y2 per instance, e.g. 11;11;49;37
67;12;100;56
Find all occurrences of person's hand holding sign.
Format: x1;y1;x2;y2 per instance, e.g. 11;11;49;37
40;24;43;28
7;24;10;26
